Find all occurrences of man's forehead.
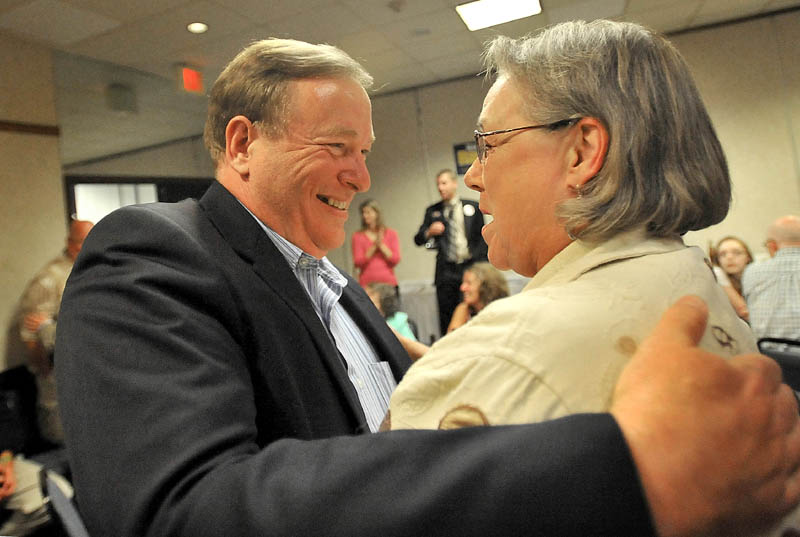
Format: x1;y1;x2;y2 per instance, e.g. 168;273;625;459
317;125;376;143
286;78;375;143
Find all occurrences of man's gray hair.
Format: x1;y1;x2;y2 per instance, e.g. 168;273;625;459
204;38;373;163
483;20;730;241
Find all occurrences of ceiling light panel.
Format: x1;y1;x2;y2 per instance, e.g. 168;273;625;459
456;0;542;31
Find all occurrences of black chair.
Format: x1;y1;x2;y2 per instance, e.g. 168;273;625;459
0;365;40;453
758;338;800;391
0;366;69;472
39;468;91;537
406;317;419;340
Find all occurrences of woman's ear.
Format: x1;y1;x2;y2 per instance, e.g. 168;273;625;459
565;117;609;189
225;115;255;177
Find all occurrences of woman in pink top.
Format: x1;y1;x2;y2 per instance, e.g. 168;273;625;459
352;199;401;288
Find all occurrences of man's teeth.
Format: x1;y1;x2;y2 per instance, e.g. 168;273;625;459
320;196;347;210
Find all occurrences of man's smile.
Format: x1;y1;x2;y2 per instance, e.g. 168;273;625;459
317;195;347;210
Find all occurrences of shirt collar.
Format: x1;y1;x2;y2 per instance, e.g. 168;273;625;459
524;228;687;290
445;196;461;209
776;246;800;258
237;201;347;288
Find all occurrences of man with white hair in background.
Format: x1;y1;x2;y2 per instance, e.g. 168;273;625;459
743;214;800;340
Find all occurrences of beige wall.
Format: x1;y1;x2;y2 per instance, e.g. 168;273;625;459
679;11;800;258
0;32;64;370
4;11;798;369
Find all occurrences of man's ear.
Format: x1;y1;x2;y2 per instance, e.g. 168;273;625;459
565;117;609;189
225;115;256;177
767;239;779;258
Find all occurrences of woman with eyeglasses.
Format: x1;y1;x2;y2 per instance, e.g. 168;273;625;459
389;20;758;434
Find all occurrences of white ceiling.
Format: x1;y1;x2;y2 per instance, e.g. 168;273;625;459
1;0;799;165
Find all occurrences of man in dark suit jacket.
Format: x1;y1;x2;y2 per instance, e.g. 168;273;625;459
414;169;488;336
53;38;800;537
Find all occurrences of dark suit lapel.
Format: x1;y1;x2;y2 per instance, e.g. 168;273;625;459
198;182;367;429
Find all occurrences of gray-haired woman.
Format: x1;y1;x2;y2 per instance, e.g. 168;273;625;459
390;20;756;432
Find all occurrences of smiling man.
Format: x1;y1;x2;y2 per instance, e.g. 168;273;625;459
55;39;414;536
54;36;800;537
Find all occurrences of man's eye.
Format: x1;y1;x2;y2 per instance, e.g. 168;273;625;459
327;143;346;152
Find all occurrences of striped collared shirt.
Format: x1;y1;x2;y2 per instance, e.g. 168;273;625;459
242;207;395;432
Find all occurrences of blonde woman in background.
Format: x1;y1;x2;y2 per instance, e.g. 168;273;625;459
714;236;753;321
351;199;401;288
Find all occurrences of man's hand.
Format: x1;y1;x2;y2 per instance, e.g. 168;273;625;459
23;312;54;374
427;221;445;238
612;296;800;537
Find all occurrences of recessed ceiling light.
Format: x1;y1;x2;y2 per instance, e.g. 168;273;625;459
187;22;208;34
455;0;541;31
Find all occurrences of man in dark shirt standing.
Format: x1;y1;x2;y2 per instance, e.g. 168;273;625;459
414;169;487;336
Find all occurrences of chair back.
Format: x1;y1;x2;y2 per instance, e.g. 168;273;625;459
39;468;91;537
0;366;39;453
758;338;800;391
407;317;419;340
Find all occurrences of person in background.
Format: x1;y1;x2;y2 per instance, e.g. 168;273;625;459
366;282;417;341
447;262;509;333
714;236;752;321
414;169;487;336
18;218;93;447
0;451;14;502
55;36;800;537
351;198;401;288
743;215;800;340
0;448;73;535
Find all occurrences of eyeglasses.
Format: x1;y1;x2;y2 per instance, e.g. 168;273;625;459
473;118;578;164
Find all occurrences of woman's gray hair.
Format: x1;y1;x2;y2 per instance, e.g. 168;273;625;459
483;20;730;240
204;38;373;163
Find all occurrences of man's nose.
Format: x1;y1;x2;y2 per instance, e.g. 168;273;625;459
341;157;370;192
